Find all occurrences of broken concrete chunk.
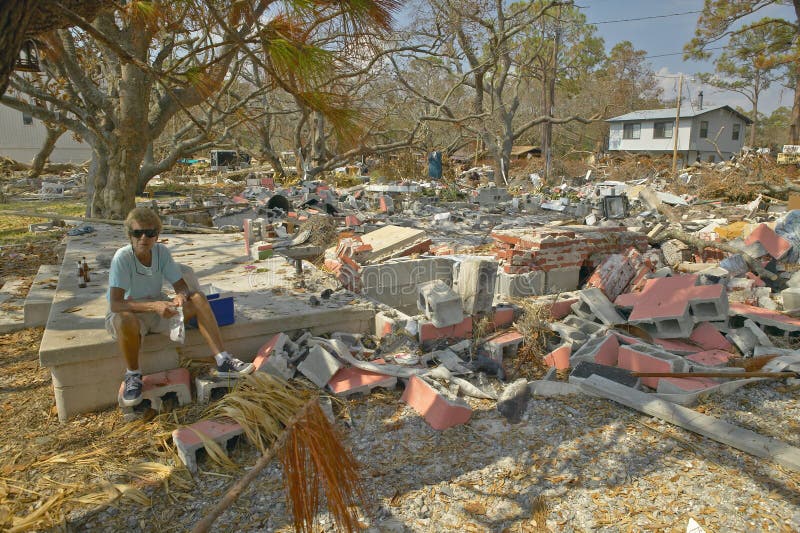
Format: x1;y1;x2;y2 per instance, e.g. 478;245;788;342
297;345;343;388
572;288;626;326
454;258;498;315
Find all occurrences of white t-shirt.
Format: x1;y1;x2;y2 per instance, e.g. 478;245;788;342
107;243;183;302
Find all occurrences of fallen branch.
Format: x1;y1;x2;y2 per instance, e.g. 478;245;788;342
651;226;777;281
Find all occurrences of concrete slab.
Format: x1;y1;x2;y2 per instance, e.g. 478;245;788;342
39;224;377;421
454;258;497;315
0;278;28;334
24;265;60;328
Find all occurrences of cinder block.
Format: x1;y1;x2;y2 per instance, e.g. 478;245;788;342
297;344;343;388
544;266;580;293
419;316;473;343
656;377;719;394
689;322;733;351
327;366;397;397
572;333;620;366
685;349;734;367
492;306;515;329
118;368;191;413
571;288;626;326
687;285;728;322
454;258;498;315
744;223;791;260
544;344;571;370
484;330;524;364
195;374;245;404
782;287;800;311
617;344;686;389
495;270;545;298
401;376;472;430
417;280;464;328
172;419;244;472
562;315;606;336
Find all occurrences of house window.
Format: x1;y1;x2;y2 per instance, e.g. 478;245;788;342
653;121;673;139
623;123;641;140
732;123;741;140
22;112;33;126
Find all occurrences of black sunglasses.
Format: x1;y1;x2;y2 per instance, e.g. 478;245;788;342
129;229;158;238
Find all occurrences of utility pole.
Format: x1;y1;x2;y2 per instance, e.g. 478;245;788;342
671;73;683;176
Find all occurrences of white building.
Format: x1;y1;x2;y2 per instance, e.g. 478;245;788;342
606;105;752;163
0;104;91;164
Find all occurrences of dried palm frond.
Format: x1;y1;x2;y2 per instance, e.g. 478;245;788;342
193;374;366;533
281;401;366;533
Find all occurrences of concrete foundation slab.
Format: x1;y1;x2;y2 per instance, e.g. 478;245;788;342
24;265;60;328
39;224;377;421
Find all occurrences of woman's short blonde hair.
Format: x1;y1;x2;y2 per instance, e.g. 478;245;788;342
124;207;162;234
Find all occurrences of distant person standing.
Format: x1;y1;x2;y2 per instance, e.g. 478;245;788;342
428;150;443;180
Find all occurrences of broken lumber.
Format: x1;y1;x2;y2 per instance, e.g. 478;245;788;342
651;227;777;281
580;375;800;472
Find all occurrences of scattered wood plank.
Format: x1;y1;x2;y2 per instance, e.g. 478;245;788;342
580;375;800;473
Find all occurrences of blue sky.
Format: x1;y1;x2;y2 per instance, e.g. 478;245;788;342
579;1;797;115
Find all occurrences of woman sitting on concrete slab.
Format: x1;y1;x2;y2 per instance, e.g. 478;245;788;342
107;207;253;407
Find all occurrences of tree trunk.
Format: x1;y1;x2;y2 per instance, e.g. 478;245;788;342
94;141;144;218
29;124;65;177
792;66;800;144
0;0;38;97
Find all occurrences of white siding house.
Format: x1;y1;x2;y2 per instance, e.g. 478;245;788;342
606;105;752;164
0;104;91;164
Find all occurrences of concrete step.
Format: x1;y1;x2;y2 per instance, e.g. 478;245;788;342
24;265;60;328
0;278;29;334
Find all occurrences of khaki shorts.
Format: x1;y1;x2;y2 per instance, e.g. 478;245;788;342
105;310;171;340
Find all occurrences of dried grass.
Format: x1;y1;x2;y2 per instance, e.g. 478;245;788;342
510;299;556;378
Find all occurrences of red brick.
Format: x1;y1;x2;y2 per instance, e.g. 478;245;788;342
492;307;515;329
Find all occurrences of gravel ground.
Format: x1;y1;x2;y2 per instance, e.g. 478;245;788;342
75;378;800;533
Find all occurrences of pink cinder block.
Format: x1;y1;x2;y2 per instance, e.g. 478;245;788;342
328;366;397;396
550;298;579;320
685;349;734;367
419;316;473;342
617;346;675;389
654;338;702;355
544;345;571;370
493;307;515;329
401;376;472;430
118;368;192;409
172;418;244;472
744;223;791;260
253;333;288;371
594;335;620;366
657;377;719;393
689;322;732;351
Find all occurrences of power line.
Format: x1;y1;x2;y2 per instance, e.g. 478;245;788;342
587;10;702;25
643;45;726;59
